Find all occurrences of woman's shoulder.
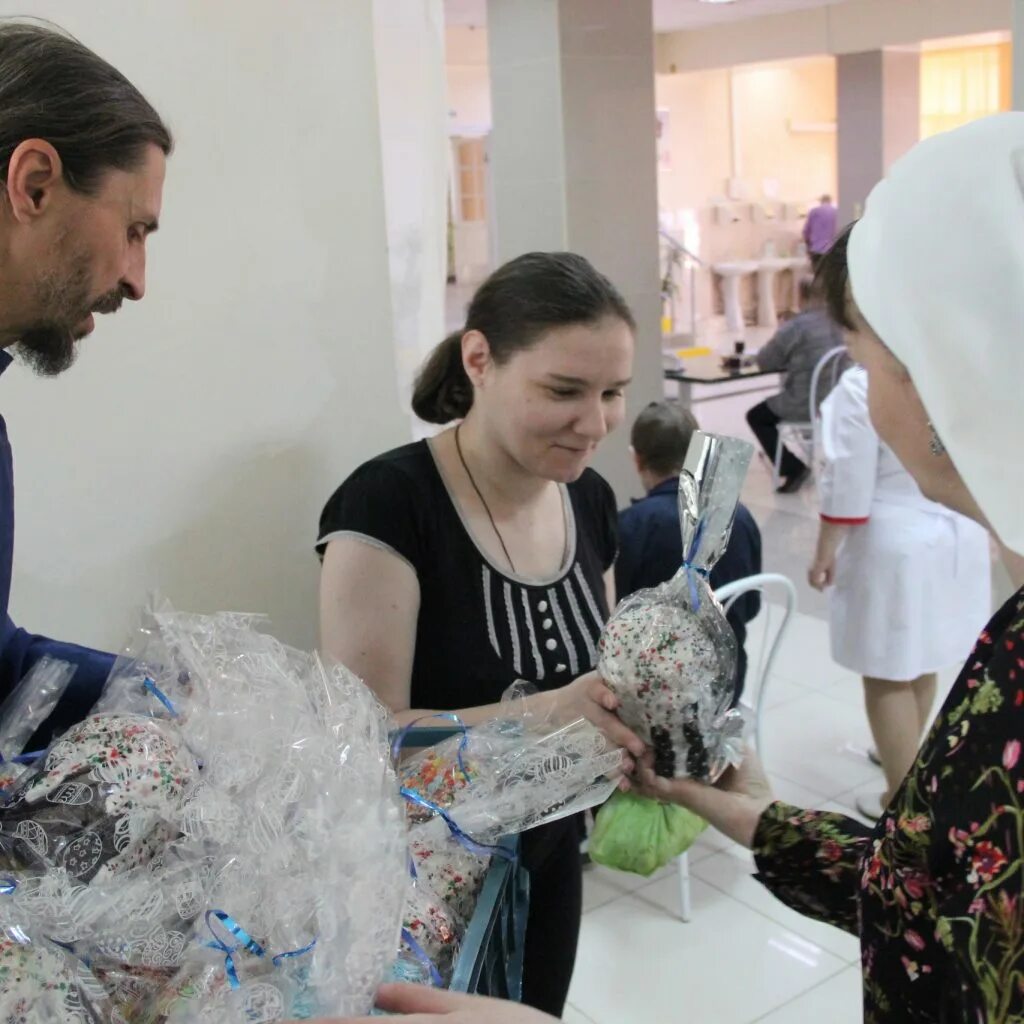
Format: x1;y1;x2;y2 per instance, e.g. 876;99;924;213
328;441;436;498
317;441;439;556
569;466;617;510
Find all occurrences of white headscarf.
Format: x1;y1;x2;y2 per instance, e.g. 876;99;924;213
848;113;1024;556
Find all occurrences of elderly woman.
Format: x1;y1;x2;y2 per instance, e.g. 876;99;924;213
323;114;1023;1024
644;113;1024;1024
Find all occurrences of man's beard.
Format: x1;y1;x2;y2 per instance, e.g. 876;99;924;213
14;257;124;377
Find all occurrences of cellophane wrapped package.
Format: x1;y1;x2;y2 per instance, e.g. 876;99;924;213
592;432;753;876
0;656;77;796
0;605;408;1023
599;431;753;784
398;689;622;845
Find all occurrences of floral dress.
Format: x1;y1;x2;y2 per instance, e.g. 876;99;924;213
753;586;1024;1023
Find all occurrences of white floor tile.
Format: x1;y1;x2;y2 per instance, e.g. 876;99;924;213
752;964;863;1023
760;691;881;801
568;880;847;1024
688;845;861;964
562;1003;599;1024
581;869;627;914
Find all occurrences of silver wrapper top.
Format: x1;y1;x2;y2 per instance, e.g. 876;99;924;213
678;431;754;574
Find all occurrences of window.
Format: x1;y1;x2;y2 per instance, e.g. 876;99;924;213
920;43;1011;140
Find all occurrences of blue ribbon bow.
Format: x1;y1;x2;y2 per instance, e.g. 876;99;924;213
144;677;179;718
681;518;709;609
400;927;444;987
204;909;316;989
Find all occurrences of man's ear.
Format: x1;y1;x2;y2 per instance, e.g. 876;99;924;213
4;139;65;223
461;329;493;389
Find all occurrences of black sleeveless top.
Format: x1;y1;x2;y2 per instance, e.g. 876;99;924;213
316;440;617;710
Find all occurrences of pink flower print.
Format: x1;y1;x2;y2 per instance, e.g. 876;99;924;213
969;841;1008;885
903;873;927;900
822;840;843;863
1004;739;1021;772
902;956;921;981
948;827;971;859
899;814;930;834
969;897;986;915
905;930;926;952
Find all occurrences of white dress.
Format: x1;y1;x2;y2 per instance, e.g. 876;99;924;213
818;366;991;680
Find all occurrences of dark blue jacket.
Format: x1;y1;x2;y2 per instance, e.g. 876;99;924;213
615;478;762;702
0;352;114;750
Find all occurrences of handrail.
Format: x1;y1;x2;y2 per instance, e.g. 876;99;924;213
659;229;705;267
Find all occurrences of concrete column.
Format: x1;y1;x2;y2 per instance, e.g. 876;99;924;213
487;0;662;502
1014;0;1024;110
836;49;920;226
373;0;449;434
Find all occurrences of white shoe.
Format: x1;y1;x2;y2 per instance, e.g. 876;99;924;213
855;794;884;821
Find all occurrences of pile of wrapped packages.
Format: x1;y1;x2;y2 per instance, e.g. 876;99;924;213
0;610;623;1021
0;429;753;1017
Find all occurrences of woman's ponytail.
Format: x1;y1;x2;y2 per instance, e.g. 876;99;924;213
411;331;474;424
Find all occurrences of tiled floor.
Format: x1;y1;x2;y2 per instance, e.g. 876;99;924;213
563;383;995;1024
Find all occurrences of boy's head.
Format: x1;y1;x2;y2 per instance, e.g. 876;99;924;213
630;400;699;488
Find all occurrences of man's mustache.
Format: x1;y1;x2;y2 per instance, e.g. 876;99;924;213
90;287;128;315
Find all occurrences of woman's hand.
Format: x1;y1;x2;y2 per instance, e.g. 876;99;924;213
807;552;836;591
635;749;775;849
300;983;558;1023
553;670;646;769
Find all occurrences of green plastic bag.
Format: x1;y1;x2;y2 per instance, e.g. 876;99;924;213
589;789;708;877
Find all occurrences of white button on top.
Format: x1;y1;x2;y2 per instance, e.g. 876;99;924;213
542;618;553;630
555;663;567;672
545;638;558;651
537;600;548;613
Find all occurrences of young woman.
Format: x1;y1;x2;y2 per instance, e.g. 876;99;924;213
316;251;645;1016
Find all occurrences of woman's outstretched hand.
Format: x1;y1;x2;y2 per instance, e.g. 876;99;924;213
299;983;558;1022
553;670;645;786
635;749;776;849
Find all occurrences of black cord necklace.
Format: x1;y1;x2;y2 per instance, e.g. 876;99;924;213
454;424;517;574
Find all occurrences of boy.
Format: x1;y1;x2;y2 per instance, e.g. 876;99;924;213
616;402;763;701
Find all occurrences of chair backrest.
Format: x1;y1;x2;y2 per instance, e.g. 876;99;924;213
808;345;849;422
713;572;798;769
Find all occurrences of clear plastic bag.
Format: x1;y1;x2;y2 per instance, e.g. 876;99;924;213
398;690;622;845
0;656;77;763
599;431;753;784
0;605;408;1022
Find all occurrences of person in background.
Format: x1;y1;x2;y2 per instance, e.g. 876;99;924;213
745;277;846;494
316;252;644;1017
616;400;762;704
808;363;991;820
0;22;170;747
803;193;837;272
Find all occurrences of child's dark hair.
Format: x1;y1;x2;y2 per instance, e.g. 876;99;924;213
631;401;699;477
412;251;635;424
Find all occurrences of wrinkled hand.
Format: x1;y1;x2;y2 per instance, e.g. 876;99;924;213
807;553;836;591
554;670;645;784
300;983;558;1023
636;749;775;849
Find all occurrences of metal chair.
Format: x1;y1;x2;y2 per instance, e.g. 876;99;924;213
676;572;798;921
771;345;849;489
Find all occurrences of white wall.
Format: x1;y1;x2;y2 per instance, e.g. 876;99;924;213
1;1;408;652
656;0;1012;72
374;1;449;429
